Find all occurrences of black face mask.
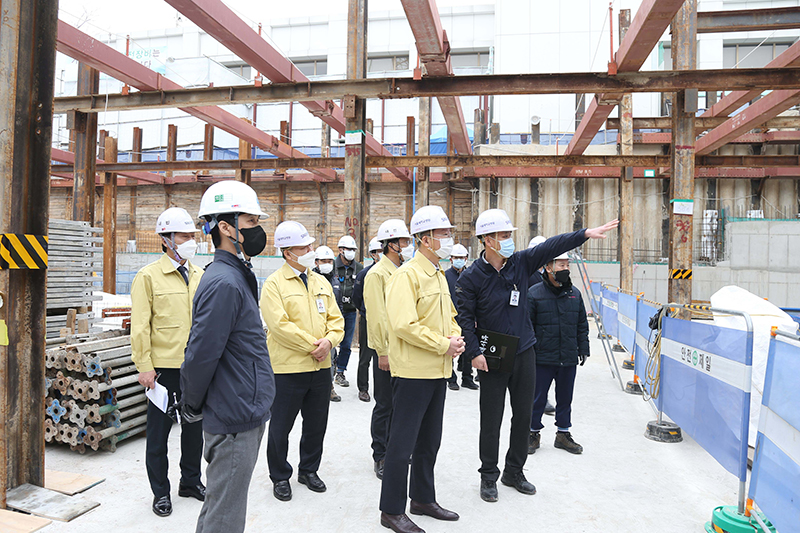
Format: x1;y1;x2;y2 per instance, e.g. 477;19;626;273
239;225;267;257
554;269;571;285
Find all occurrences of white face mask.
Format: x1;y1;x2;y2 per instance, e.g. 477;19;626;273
343;249;356;261
318;263;334;275
400;243;415;262
166;237;198;262
434;237;454;259
294;250;317;270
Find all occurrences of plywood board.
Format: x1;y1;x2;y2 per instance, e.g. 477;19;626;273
6;483;100;522
0;509;51;533
45;469;105;496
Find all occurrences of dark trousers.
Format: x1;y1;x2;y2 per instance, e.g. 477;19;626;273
531;364;577;431
267;369;331;481
357;314;377;392
146;368;203;498
379;378;446;515
477;346;536;482
335;311;358;372
370;353;393;462
446;353;474;384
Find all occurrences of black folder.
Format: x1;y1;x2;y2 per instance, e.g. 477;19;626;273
476;328;520;373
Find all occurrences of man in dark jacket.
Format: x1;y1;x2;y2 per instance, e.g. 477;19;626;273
445;243;478;391
333;235;364;387
455;209;617;503
181;181;276;533
527;252;589;455
351;237;382;402
314;245;342;402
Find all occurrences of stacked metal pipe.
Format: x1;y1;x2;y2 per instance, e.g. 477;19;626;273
45;330;148;453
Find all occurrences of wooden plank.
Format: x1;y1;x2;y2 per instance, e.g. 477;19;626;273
5;484;99;522
0;509;51;533
44;470;105;496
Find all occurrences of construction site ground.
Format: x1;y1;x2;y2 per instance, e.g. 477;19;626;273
43;322;738;532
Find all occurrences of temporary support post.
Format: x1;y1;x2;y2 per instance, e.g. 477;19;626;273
277;184;286;224
668;0;697;310
202;124;214;176
165;124;177;208
619;9;634;294
237;120;252;185
0;0;58;506
71;63;99;223
344;0;368;258
129;127;142;242
418;98;431;207
103;137;118;294
317;124;330;244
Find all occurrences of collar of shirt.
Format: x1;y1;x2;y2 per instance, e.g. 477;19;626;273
288;264;306;278
480;251;506;272
167;255;185;271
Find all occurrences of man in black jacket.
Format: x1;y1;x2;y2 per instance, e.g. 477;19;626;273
527;252;589;455
351;237;382;402
455;209;617;503
333;235;364;387
314;245;342;402
181;181;276;533
445;243;477;391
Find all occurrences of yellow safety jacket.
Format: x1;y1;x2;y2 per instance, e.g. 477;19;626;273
131;254;203;372
385;253;460;379
364;255;399;357
260;263;345;374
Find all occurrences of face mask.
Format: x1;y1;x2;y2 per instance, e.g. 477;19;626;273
175;239;198;262
452;258;466;270
318;263;334;275
434;237;454;259
400;243;414;262
494;238;515;259
554;269;571;285
343;249;356;261
294;250;317;270
238;225;267;257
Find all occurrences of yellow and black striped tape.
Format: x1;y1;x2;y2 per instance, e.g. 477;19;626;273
685;304;710;311
670;268;692;280
0;234;48;269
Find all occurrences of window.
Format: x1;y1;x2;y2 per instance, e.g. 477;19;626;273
450;51;490;68
368;55;409;72
224;62;251;79
723;43;792;68
294;59;328;76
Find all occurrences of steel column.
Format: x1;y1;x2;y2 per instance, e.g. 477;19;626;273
71;64;99;223
418;99;432;206
103;137;118;294
618;10;634;293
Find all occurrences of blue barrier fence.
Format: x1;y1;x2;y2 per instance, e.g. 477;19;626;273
749;331;800;533
600;288;619;339
617;292;637;354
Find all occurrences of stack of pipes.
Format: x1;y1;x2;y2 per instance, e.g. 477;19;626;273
44;330;147;453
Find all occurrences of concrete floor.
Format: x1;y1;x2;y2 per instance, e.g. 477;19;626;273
43;323;738;532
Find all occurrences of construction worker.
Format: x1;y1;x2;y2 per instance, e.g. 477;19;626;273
528;252;590;455
351;237;383;402
454;209;617;503
131;207;204;518
314;245;343;402
261;221;345;502
333;235;364;388
379;206;463;533
180;181;276;533
445;243;477;392
364;220;414;480
527;235;555;417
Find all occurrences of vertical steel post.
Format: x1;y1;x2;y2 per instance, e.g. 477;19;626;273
418;97;431;207
72;64;99;224
103;137;118;294
619;9;634;292
129;127;142;243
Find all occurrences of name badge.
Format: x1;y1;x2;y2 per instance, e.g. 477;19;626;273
316;298;326;313
510;290;520;307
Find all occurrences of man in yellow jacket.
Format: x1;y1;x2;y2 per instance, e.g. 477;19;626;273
364;219;414;480
131;207;205;517
379;206;465;533
260;221;344;503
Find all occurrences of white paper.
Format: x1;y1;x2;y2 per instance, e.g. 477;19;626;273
672;200;694;215
345;130;363;145
146;381;169;413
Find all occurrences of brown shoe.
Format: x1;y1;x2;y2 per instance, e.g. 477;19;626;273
358;390;371;402
380;512;425;533
409;501;459;521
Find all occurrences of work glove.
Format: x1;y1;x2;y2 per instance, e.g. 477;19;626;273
578;354;588;366
167;394;203;425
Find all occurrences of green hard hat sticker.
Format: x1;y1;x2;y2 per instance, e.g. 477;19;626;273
215;194;225;202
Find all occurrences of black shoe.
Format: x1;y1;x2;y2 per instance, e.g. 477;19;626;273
273;480;292;501
374;459;385;480
528;431;540;455
461;378;479;390
447;381;460;391
479;480;498;502
298;472;327;493
178;482;206;501
544;401;556;416
152;495;172;517
500;471;537;495
554;431;584;454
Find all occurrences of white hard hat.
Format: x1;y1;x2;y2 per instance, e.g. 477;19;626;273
315;245;335;260
275;221;315;249
528;235;547;249
155;207;199;234
475;209;517;236
550;252;569;261
377;219;411;241
369;238;382;252
338;235;357;249
410;205;454;235
198;181;268;222
451;244;468;257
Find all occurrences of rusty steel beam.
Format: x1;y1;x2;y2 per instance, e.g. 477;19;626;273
0;0;58;504
606;115;800;130
400;0;472;155
702;40;800;120
697;6;800;34
162;0;408;180
621;130;800;144
52;67;800;114
51;149;163;185
56;21;335;181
